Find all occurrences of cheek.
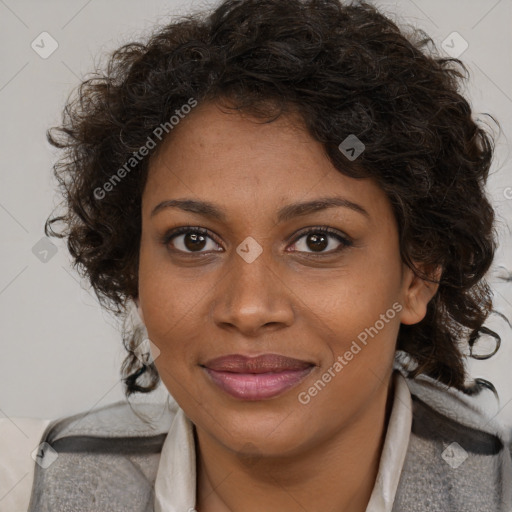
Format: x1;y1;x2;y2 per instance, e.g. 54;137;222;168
137;242;221;392
138;240;203;337
306;282;401;358
299;253;403;363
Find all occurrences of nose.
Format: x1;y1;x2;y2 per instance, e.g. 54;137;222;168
211;248;295;337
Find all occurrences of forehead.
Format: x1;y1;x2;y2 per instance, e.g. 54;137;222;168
147;101;324;184
142;101;392;225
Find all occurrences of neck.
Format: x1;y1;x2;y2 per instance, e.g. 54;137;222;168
195;374;395;512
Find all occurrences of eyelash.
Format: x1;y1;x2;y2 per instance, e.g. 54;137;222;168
161;226;353;256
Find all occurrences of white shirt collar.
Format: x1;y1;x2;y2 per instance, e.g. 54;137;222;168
154;370;412;512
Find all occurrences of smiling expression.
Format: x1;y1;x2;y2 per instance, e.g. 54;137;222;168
136;100;433;456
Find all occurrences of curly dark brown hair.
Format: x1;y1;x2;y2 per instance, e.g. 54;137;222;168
45;0;500;396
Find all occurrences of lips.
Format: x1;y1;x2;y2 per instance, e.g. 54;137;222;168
203;353;314;373
201;353;315;400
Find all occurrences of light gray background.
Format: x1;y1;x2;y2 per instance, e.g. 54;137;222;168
0;0;511;426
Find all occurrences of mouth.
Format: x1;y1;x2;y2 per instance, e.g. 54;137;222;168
201;353;315;400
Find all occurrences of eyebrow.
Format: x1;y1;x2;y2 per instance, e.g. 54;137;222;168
150;196;370;223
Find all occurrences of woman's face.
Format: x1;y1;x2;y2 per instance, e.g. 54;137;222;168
137;100;434;457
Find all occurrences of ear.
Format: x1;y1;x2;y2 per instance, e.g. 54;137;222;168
400;263;442;326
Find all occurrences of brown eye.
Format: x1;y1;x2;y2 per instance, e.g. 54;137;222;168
304;233;328;252
289;227;352;254
163;227;222;254
183;232;208;251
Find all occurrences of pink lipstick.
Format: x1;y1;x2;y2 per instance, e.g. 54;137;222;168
201;353;315;400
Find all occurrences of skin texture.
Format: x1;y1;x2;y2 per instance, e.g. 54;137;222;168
136;101;439;512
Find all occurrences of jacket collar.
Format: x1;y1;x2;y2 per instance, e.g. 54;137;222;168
154;370;413;512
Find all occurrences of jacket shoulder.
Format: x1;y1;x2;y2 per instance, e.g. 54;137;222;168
27;400;175;512
393;378;512;512
44;399;174;446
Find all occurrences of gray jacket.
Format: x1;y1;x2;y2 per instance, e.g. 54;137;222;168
27;374;512;512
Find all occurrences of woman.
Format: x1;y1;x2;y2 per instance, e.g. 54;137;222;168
1;0;511;510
